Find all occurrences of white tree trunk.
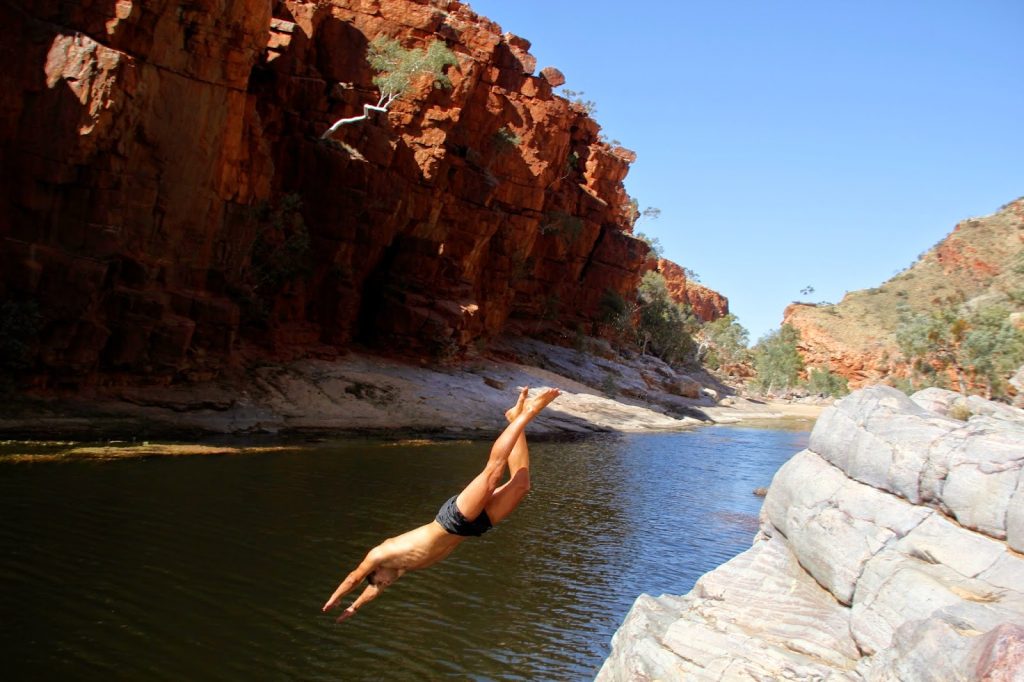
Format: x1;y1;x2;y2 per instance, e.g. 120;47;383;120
321;103;389;139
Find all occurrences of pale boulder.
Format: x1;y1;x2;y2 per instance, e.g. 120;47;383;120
809;385;958;504
763;449;930;604
597;534;859;681
600;386;1024;680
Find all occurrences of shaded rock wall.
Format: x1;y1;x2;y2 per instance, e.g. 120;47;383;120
0;0;655;386
1;0;274;383
598;385;1024;680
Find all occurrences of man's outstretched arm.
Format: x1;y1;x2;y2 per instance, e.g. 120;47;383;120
331;583;382;623
322;549;380;613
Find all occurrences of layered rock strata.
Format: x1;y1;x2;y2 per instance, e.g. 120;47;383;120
598;385;1024;680
1;0;726;387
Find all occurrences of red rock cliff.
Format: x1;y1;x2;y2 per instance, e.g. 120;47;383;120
657;259;728;322
0;0;653;384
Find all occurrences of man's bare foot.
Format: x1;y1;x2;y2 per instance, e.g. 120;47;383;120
524;387;561;416
505;386;529;423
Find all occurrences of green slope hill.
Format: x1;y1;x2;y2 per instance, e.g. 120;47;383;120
782;197;1024;389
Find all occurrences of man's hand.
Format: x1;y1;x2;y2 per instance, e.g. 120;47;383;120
322;577;357;614
322;550;380;615
329;584;381;623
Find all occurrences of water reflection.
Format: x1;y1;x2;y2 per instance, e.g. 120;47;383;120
0;425;808;680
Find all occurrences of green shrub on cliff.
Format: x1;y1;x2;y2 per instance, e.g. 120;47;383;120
233;193;311;326
752;324;804;394
251;194;310;293
597;274;698;365
634;232;663;259
322;37;457;137
539;211;584;243
635;271;698;365
559;88;597;115
492;126;521;154
961;304;1024;397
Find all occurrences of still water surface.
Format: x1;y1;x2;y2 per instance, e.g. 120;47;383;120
1;424;809;680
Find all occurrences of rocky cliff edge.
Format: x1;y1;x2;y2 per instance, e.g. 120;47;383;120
598;385;1024;680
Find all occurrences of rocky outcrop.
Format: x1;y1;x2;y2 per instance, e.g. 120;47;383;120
0;335;816;440
0;0;673;387
598;385;1024;680
783;198;1024;390
658;258;728;323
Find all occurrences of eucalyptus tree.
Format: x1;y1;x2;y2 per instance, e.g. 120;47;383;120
322;36;457;137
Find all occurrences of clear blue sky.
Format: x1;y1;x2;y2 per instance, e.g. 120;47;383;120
467;0;1024;342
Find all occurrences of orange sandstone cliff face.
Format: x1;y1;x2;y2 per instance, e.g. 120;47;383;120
0;0;655;385
781;302;896;388
657;259;728;322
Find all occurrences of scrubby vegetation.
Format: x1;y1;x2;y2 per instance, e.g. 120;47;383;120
751;324;804;394
635;271;699;365
804;368;849;397
896;296;1024;399
596;272;699;367
0;299;40;372
233;193;311;326
492;126;521;153
539;211;584;243
698;314;750;370
558;88;597;115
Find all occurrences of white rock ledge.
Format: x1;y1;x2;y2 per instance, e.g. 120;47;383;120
598;385;1024;681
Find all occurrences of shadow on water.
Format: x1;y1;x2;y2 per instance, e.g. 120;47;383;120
0;426;808;680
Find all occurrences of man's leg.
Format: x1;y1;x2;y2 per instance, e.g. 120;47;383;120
485;389;532;524
455;387;558;522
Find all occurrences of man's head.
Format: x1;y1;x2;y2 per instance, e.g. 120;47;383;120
366;566;400;588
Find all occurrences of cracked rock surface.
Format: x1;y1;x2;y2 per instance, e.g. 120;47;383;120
598;385;1024;681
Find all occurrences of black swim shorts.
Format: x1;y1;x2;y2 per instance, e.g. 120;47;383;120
435;495;492;537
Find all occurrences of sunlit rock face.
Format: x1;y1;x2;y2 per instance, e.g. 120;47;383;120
0;0;671;385
598;385;1024;681
657;258;728;323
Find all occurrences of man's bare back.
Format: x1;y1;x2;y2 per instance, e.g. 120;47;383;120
322;387;560;622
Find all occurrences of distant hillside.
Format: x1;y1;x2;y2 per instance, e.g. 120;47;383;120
783;197;1024;388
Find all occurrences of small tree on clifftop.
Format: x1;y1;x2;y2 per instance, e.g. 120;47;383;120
321;37;457;138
